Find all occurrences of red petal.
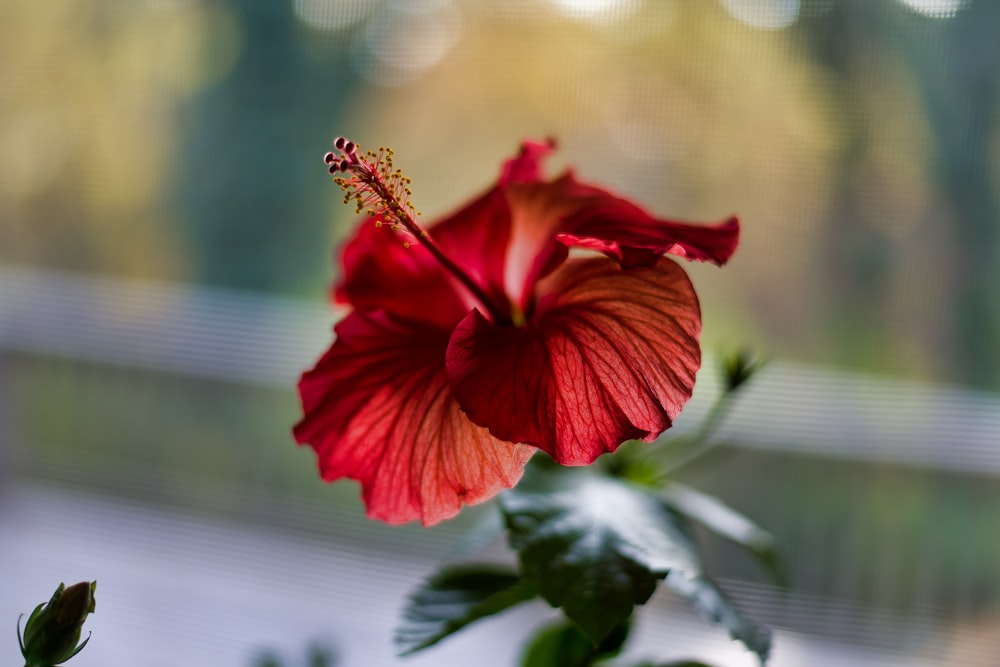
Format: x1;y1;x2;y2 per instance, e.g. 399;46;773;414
559;194;740;267
500;138;557;184
294;311;533;526
501;171;738;314
429;188;513;322
502;174;587;310
423;138;559;318
447;258;701;465
338;188;518;325
335;215;469;328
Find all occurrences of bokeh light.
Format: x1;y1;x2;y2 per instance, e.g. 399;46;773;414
897;0;968;19
548;0;642;22
719;0;800;29
352;0;463;85
293;0;378;31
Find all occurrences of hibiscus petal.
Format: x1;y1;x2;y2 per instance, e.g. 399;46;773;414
500;138;557;184
429;189;514;322
335;215;469;328
502;171;634;311
559;199;740;268
447;258;701;466
502;169;738;315
424;138;559;319
294;311;533;526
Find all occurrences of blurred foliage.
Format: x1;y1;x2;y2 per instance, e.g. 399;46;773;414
11;348;1000;629
172;1;360;293
1;0;998;384
251;643;338;667
0;0;237;280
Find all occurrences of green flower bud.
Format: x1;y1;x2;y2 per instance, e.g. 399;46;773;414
721;348;766;392
18;581;96;667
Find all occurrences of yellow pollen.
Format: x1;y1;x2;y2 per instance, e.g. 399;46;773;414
510;300;527;327
323;136;512;326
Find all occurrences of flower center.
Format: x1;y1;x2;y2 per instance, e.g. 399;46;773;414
324;138;509;324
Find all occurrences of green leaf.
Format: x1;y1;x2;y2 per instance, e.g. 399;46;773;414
665;572;771;665
251;654;283;667
521;619;630;667
660;483;786;586
395;564;537;655
498;464;701;642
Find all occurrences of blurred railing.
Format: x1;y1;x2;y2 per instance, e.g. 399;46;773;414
2;263;998;473
3;263;1000;665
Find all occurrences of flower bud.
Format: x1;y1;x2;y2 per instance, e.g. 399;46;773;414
18;581;96;667
722;348;765;392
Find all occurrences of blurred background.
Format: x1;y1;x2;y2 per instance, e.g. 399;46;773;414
2;0;999;665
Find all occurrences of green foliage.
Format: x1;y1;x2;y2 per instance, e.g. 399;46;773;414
664;572;770;665
251;644;337;667
497;461;771;663
498;462;700;643
520;619;630;667
396;565;537;655
660;483;785;586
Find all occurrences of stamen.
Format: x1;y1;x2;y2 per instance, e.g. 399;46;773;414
322;138;509;324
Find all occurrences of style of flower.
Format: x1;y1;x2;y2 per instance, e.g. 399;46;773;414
294;138;739;525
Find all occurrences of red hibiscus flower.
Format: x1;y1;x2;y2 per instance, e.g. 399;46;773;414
294;138;739;526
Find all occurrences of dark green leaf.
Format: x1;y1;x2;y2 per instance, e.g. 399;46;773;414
521;621;596;667
251;654;284;667
306;644;337;667
665;572;772;665
660;483;785;586
395;564;537;655
499;465;700;642
521;619;630;667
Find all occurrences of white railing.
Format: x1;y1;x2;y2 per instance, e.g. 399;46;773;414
1;263;998;473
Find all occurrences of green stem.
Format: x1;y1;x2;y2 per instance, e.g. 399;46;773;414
642;388;740;481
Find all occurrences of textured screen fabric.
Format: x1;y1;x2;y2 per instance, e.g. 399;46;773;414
1;1;999;665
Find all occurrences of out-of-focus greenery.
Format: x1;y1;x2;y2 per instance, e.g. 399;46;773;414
1;0;998;386
8;350;1000;632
